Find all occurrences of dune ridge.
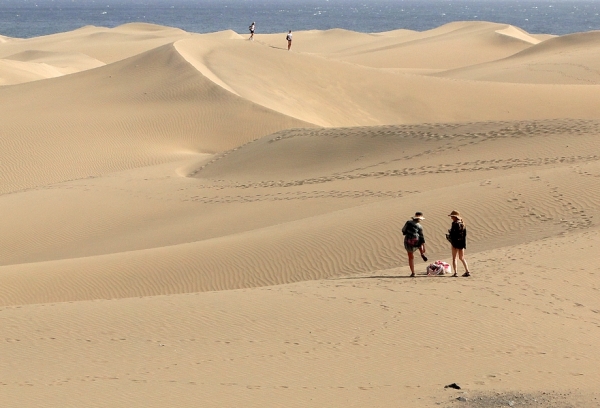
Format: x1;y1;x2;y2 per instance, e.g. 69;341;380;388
1;22;600;407
0;41;311;194
435;30;600;83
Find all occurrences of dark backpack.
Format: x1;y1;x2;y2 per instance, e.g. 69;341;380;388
402;220;419;236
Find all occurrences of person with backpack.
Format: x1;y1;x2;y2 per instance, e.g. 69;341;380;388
447;210;471;277
402;212;427;277
286;30;292;50
249;22;255;40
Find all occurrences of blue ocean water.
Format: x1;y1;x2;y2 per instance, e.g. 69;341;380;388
0;0;599;39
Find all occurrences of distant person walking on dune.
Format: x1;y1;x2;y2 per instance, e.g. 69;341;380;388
249;22;255;40
447;210;470;277
402;212;427;277
286;30;292;50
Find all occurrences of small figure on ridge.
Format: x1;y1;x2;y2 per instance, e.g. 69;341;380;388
249;22;255;40
286;30;293;50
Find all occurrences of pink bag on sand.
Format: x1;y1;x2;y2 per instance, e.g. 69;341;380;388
426;261;451;276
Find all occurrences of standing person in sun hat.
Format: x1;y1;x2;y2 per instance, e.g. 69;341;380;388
402;212;428;277
447;210;471;277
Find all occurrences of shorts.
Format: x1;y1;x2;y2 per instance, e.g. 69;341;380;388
404;237;421;252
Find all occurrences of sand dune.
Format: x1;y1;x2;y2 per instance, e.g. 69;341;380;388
0;23;191;64
260;27;403;55
175;28;600;126
259;22;541;70
1;22;600;407
435;30;600;84
0;50;104;84
2;120;599;304
5;50;105;72
0;58;64;84
494;25;541;45
0;41;310;194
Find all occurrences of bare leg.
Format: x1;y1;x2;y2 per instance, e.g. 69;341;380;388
407;251;415;277
451;246;459;276
458;249;470;276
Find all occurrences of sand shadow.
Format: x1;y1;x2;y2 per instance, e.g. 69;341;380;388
338;274;448;280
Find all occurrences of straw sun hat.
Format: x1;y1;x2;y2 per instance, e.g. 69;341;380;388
448;210;462;219
412;212;425;220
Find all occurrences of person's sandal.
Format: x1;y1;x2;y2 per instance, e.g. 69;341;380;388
421;254;428;262
462;272;471;277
